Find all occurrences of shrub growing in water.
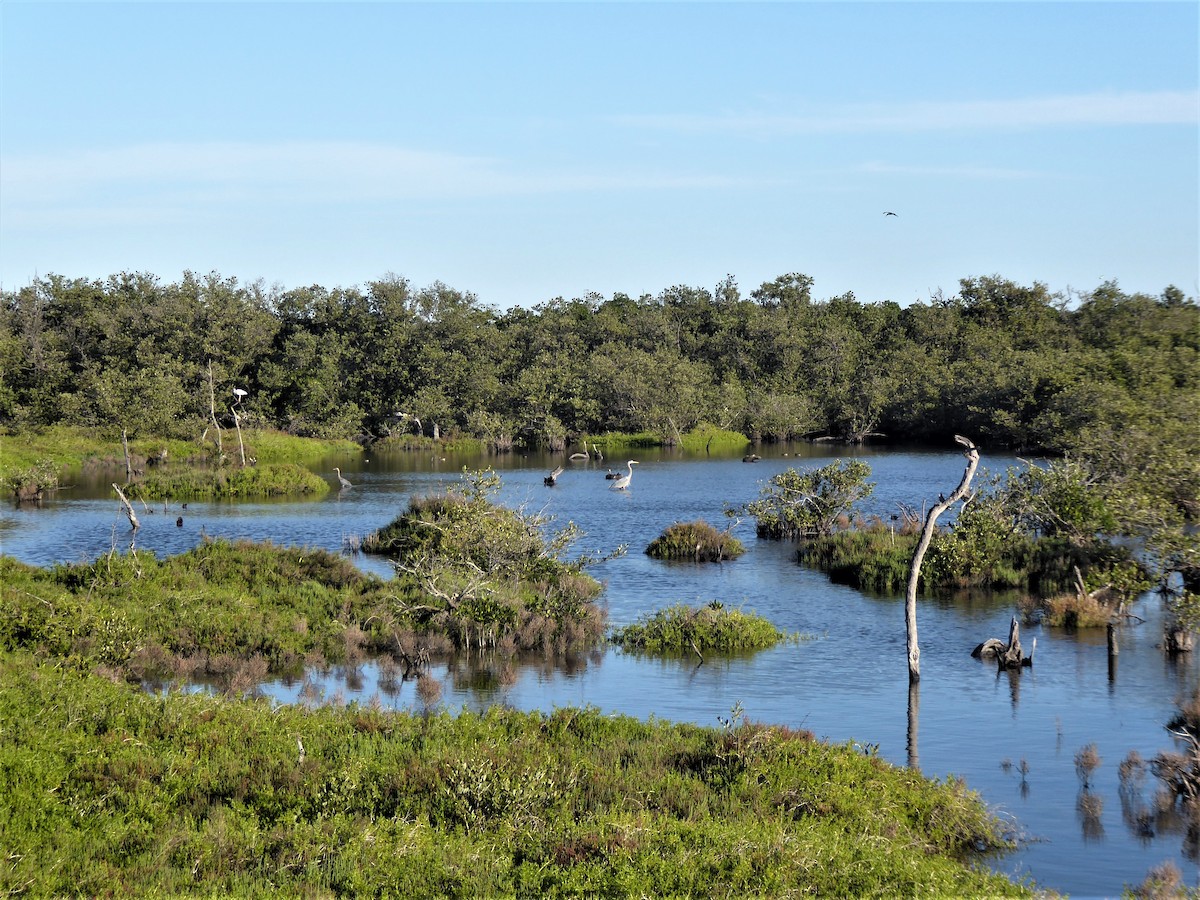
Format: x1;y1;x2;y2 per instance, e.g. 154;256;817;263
610;602;793;654
364;468;610;655
736;459;874;540
645;521;745;561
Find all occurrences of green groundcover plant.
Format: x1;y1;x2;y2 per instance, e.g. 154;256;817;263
0;653;1028;898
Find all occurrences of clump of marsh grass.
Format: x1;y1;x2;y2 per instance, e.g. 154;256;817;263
128;462;330;500
1038;591;1115;628
1075;743;1102;789
645;520;745;562
800;524;918;594
610;602;798;656
1129;861;1184;899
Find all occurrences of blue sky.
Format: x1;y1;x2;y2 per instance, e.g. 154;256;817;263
2;2;1196;309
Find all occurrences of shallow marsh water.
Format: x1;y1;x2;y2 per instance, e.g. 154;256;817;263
2;443;1197;898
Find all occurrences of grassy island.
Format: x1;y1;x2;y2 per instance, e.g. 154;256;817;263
611;602;798;655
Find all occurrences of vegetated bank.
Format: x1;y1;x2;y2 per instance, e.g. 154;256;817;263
0;465;1031;896
0;425;361;503
0;652;1027;897
741;452;1197;639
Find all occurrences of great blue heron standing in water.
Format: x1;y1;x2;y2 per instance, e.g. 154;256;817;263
610;460;638;490
333;467;352;490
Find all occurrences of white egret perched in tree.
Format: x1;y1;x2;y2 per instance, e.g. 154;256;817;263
333;467;352;490
232;387;248;402
610;460;638;491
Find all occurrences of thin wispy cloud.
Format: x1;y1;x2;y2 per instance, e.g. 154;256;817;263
0;140;771;219
613;90;1199;135
858;161;1045;180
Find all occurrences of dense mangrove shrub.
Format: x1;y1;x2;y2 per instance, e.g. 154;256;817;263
364;468;610;654
800;525;920;594
737;459;874;540
610;602;793;654
645;520;745;561
0;653;1027;898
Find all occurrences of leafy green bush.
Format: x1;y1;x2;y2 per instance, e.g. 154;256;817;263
646;521;745;561
2;458;59;502
800;526;918;594
737;459;874;540
610;602;793;654
365;468;610;654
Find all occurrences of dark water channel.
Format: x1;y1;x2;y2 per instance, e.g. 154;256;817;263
2;444;1197;898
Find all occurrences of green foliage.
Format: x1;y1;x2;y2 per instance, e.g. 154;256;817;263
0;541;390;680
678;422;750;454
5;270;1192;456
240;429;361;464
645;521;745;561
128;462;330;500
2;457;59;501
364;468;609;654
739;459;875;540
610;602;794;654
801;526;922;594
0;653;1028;898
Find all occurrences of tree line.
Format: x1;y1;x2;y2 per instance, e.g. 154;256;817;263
1;269;1196;458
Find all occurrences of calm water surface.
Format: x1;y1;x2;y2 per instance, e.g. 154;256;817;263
2;444;1197;898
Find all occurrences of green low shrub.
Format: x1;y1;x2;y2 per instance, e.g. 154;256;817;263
0;653;1029;898
364;468;609;655
646;521;745;561
610;602;794;655
800;526;918;594
679;422;750;454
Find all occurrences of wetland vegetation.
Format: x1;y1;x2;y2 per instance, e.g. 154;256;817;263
1;267;1197;894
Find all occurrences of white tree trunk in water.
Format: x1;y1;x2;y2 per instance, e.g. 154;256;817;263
905;435;980;683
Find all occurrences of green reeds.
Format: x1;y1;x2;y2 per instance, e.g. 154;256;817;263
128;462;330;499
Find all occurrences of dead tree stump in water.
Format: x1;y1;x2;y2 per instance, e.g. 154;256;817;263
972;616;1034;670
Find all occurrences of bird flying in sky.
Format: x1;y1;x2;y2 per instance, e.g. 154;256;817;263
883;211;898;217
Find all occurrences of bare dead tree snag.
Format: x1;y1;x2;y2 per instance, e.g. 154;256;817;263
121;428;133;484
112;483;140;531
905;434;981;683
231;398;247;467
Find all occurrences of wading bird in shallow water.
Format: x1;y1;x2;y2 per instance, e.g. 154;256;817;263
610;460;639;491
333;467;352;489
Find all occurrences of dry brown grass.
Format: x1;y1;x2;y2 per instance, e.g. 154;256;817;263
1040;591;1114;628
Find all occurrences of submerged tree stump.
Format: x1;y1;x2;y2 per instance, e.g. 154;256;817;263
972;616;1034;670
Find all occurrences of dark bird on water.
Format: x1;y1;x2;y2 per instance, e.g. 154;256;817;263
176;516;183;527
544;466;564;486
883;211;898;217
